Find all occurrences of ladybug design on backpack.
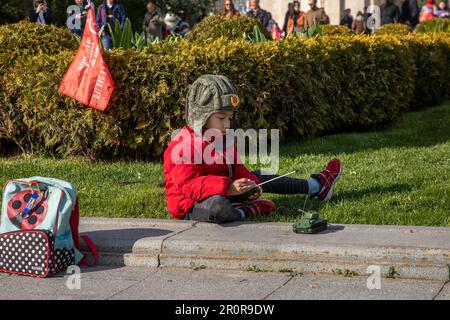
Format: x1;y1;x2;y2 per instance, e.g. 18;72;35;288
6;183;48;230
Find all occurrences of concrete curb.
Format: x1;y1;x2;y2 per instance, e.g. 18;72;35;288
79;217;450;280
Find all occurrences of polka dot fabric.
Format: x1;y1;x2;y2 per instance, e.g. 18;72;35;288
0;230;51;277
49;248;75;273
0;230;75;277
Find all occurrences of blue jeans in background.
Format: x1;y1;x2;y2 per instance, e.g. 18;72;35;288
101;35;113;51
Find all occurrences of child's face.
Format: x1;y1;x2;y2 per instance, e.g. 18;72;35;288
204;111;234;135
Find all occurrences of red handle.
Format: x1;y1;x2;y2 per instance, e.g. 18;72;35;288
79;235;99;266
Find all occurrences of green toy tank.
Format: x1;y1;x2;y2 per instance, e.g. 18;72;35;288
292;210;328;234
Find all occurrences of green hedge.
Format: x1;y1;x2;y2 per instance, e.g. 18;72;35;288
1;21;449;160
375;24;410;35
406;33;450;109
0;0;27;25
188;15;271;42
416;18;450;33
0;20;77;54
321;25;354;35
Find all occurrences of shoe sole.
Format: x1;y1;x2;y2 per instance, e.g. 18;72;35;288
233;200;276;217
324;163;343;201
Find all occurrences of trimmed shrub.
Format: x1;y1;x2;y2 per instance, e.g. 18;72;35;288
416;18;450;33
188;15;271;42
0;19;77;72
321;25;354;35
0;0;27;25
0;19;77;53
375;24;411;35
402;33;450;109
0;22;449;160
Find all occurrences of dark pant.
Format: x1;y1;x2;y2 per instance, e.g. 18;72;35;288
188;170;309;224
101;35;113;51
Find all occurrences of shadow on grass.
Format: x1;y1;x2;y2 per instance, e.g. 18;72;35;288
332;183;414;201
281;103;450;157
247;183;414;223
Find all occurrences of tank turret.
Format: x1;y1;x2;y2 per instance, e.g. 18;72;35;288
293;210;328;234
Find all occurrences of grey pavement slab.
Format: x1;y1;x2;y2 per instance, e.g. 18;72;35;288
76;218;450;280
79;218;195;267
78;265;159;280
0;267;446;300
0;266;159;300
267;274;445;300
109;267;291;300
0;272;139;300
161;222;450;280
435;282;450;300
0;272;10;279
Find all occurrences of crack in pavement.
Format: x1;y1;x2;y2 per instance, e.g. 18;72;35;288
105;279;143;300
432;280;449;300
262;275;296;300
157;221;199;268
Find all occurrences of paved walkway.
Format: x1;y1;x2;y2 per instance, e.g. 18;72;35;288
0;266;448;300
1;217;449;300
79;217;450;281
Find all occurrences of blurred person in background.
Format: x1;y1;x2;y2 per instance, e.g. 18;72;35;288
340;8;353;28
247;0;272;30
29;0;55;25
352;11;366;34
96;0;126;50
268;19;281;40
436;1;449;18
143;1;164;42
319;0;330;24
305;0;330;29
223;0;240;19
380;0;400;25
67;0;92;36
399;0;419;28
419;0;438;22
286;1;305;34
282;2;294;35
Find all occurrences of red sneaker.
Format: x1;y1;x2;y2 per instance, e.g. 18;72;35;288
233;199;276;218
311;158;342;201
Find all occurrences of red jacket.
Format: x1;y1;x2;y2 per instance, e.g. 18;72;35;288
163;125;260;219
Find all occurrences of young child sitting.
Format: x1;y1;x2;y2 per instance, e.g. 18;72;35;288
163;75;342;224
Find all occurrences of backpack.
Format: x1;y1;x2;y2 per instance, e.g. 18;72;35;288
0;177;98;277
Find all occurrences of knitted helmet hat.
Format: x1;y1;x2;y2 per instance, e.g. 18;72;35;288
185;74;240;131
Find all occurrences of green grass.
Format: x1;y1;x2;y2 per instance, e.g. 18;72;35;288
1;102;449;226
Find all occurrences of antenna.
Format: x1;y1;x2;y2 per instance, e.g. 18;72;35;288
256;171;296;187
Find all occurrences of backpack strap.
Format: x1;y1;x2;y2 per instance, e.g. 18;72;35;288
79;235;99;266
69;199;99;266
70;199;81;249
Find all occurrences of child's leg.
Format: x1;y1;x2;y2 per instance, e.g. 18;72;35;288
252;170;321;196
188;195;243;224
252;158;342;201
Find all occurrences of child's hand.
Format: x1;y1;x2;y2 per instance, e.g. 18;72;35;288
227;178;258;197
247;187;263;201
